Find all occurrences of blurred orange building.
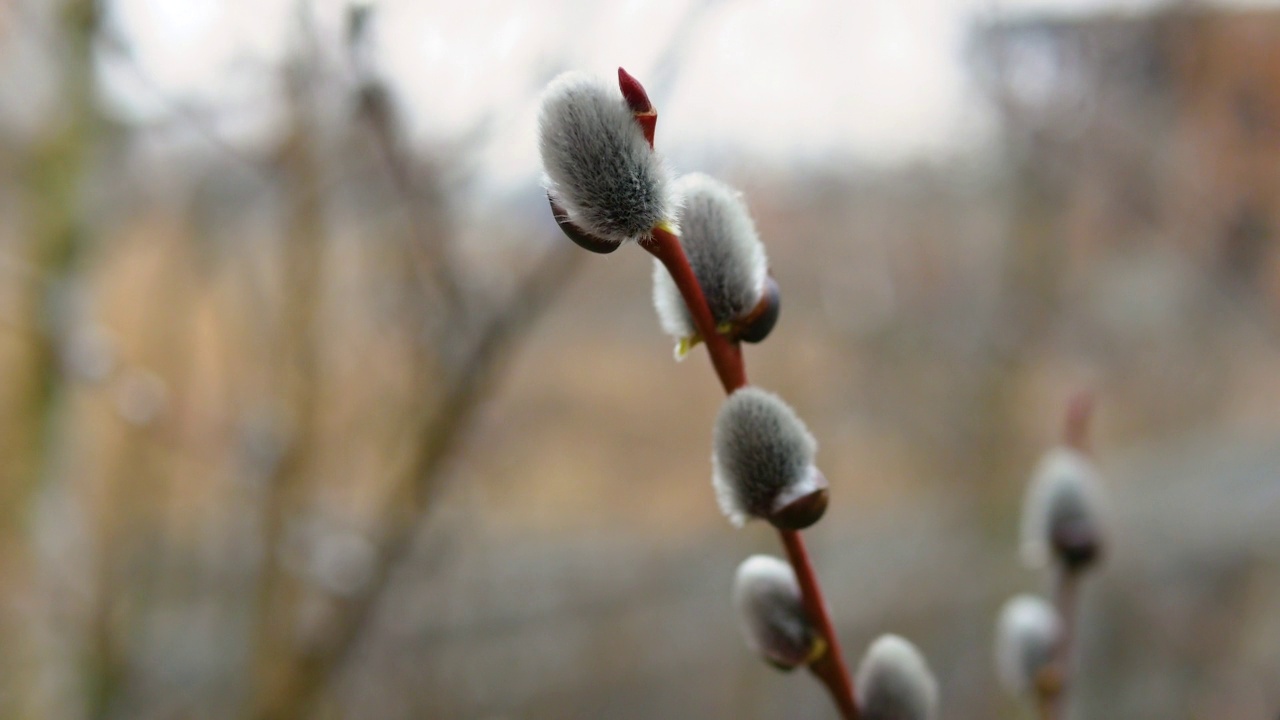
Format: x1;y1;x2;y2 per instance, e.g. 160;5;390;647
975;7;1280;312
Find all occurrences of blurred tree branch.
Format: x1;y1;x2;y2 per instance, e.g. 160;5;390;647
2;1;104;717
3;0;97;544
256;242;580;719
246;8;582;717
249;26;332;713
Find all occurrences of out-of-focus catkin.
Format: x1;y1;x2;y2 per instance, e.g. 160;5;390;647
732;555;819;671
855;634;939;720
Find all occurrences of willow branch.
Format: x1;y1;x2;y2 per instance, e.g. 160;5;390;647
643;227;858;719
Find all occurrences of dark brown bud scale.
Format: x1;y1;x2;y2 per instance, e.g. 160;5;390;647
1052;516;1102;572
737;275;781;344
549;195;621;254
768;468;828;530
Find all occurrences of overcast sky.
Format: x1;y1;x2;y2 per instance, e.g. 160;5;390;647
91;0;1221;189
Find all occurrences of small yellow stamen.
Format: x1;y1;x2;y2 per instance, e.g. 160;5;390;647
674;334;702;360
805;636;829;665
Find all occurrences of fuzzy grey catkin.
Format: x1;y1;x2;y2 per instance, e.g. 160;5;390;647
1020;447;1107;570
537;72;675;245
995;594;1060;697
855;635;939;720
712;387;818;526
732;555;816;670
652;173;768;338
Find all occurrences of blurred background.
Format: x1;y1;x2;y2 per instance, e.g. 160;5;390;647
1;0;1279;717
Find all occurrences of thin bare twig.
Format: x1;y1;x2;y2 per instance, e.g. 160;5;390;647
251;244;580;719
355;81;464;310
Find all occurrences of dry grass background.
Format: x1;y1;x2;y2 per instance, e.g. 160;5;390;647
1;2;1279;719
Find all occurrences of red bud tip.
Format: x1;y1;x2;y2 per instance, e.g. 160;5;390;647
618;67;657;148
617;67;653;114
1063;390;1094;452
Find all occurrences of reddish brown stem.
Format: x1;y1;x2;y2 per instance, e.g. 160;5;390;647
1063;390;1094;453
1040;393;1093;719
780;529;860;720
644;227;746;394
1041;568;1080;720
643;226;858;720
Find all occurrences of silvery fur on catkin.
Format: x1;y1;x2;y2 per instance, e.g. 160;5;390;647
856;635;939;720
995;594;1060;697
713;387;816;525
732;555;813;668
538;72;675;245
1020;446;1106;568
